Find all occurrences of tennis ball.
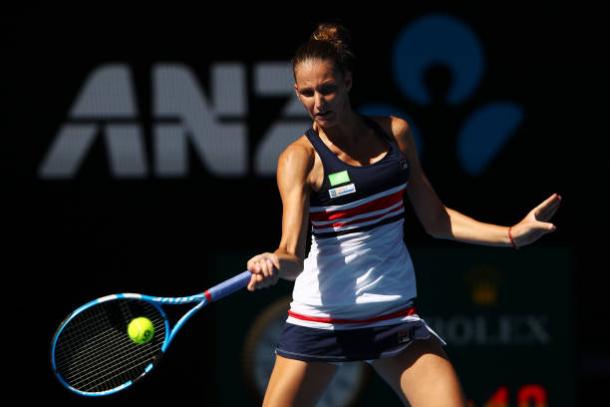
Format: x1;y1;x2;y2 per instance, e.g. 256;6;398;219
127;317;155;345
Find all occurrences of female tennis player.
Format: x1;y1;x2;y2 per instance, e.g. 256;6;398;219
246;22;561;407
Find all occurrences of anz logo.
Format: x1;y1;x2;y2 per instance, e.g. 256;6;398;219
39;14;523;179
39;63;310;178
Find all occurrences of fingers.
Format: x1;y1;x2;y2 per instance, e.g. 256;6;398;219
247;255;264;291
247;273;265;292
246;253;280;291
533;221;557;233
247;274;256;291
268;255;280;271
541;200;561;221
536;193;561;210
257;256;275;278
263;258;274;278
534;193;562;220
535;200;559;221
247;254;268;275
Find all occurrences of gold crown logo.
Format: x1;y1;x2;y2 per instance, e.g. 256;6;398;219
464;265;502;306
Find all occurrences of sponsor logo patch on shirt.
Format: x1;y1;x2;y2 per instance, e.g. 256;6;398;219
328;183;356;199
328;170;351;186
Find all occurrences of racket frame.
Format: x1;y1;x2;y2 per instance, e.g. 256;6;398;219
51;270;251;396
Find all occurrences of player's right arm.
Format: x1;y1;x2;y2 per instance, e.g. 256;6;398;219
246;137;313;291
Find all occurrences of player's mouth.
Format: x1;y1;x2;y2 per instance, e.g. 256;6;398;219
315;110;333;118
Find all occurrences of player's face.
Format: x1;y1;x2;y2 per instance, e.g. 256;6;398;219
294;58;352;128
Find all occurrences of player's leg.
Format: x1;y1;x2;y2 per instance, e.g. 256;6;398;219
263;354;338;407
370;336;466;407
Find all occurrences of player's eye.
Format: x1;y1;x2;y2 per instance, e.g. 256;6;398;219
320;85;337;95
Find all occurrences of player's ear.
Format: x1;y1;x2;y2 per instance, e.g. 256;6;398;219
294;83;300;98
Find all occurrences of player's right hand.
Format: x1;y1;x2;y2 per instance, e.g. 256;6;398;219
246;253;280;291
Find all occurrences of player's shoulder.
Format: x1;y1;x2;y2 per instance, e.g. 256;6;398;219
278;135;315;171
366;115;412;146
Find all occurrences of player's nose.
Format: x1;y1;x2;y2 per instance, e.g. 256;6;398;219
314;93;327;111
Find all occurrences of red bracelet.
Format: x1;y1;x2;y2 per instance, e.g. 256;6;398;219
508;226;518;250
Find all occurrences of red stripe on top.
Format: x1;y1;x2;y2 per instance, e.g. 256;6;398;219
314;204;404;229
310;190;404;222
288;306;416;324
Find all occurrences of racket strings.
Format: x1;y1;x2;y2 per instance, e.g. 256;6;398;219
71;346;163;391
55;305;163;374
54;310;136;368
54;299;166;393
56;301;166;391
63;327;159;388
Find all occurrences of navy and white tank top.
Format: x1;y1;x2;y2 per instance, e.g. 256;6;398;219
288;116;420;330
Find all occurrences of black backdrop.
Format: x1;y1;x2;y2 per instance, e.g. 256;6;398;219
3;3;603;406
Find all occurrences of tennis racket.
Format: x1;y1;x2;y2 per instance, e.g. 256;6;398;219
50;270;252;397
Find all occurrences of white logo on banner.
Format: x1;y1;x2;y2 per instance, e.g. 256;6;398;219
39;63;310;178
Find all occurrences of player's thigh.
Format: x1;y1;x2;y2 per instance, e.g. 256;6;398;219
371;337;466;407
263;354;338;407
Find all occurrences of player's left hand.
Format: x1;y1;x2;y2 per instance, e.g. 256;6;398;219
510;193;562;248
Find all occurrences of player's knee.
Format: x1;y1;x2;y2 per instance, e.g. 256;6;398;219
262;390;292;407
263;357;336;407
262;383;316;407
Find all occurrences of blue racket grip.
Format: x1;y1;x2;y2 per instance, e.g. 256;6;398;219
205;270;252;302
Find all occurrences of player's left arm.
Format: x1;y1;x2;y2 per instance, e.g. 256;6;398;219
383;116;561;249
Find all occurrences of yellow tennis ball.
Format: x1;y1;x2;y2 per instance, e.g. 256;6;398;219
127;317;155;344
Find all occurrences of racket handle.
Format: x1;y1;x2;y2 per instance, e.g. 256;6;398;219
205;270;252;302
